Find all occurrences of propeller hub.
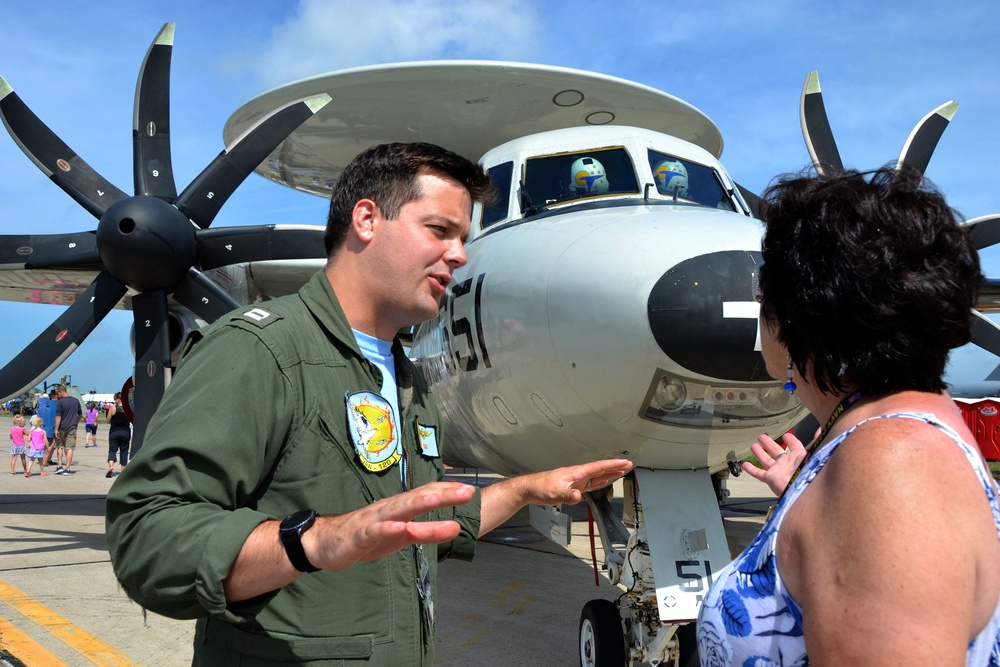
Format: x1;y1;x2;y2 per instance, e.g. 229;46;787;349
96;196;197;292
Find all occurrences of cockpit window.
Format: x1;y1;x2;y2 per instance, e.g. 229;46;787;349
647;150;737;212
482;161;513;228
523;147;638;210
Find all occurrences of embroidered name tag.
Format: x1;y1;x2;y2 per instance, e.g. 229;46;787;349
346;391;401;472
416;419;440;458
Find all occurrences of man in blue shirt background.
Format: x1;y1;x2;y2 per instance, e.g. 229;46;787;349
39;390;58;466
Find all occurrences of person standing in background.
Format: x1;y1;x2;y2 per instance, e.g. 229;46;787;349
53;385;81;476
106;393;132;479
9;414;28;476
84;403;99;447
41;390;57;466
25;416;48;477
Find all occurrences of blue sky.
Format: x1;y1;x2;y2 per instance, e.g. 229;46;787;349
1;0;998;394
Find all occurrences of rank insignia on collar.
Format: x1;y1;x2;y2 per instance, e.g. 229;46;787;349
346;391;401;472
416;419;440;458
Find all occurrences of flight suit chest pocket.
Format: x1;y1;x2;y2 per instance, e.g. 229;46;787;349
313;410;399;505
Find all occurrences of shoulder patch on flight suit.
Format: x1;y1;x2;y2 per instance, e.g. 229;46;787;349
232;307;283;328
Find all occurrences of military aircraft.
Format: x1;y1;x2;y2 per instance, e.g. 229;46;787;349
0;24;333;446
2;23;999;667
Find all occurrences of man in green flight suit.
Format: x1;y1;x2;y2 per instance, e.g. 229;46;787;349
105;142;632;666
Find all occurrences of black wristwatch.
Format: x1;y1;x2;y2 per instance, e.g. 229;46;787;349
279;509;320;573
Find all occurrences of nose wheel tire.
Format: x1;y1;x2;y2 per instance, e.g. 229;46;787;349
579;599;625;667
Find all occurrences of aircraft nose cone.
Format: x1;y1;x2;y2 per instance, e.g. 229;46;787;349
647;250;770;381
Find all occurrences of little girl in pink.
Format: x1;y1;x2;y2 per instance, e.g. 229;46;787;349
9;415;28;476
25;416;48;477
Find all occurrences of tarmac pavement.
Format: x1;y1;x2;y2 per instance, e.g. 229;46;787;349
0;415;771;666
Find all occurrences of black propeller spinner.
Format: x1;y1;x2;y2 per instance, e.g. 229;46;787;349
0;23;331;450
797;71;1000;362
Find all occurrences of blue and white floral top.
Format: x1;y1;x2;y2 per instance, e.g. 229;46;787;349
697;412;1000;666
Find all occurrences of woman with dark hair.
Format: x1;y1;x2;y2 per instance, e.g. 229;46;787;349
105;392;132;479
697;167;1000;665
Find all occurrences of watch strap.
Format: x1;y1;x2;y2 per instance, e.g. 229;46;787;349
279;510;320;573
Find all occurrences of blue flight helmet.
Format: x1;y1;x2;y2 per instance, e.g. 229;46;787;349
654;158;689;198
569;156;609;196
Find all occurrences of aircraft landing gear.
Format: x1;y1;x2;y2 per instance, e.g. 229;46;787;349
579;599;626;667
582;471;711;666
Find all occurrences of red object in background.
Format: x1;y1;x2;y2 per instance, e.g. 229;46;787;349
120;376;135;423
955;399;1000;461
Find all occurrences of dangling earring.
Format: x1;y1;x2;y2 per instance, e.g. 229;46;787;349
783;356;797;394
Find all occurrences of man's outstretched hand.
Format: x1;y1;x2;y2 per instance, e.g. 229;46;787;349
305;481;477;569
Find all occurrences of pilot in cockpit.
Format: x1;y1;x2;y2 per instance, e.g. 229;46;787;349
568;156;610;197
653;158;689;199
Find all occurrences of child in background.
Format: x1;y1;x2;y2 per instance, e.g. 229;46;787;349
25;416;48;477
9;415;28;476
84;403;99;447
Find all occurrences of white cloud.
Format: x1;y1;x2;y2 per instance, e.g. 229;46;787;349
245;0;542;88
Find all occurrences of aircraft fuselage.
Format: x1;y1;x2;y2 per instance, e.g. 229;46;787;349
411;126;807;476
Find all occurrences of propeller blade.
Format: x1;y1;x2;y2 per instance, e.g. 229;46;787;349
970;310;1000;358
735;184;761;218
197;224;326;269
799;71;844;176
133;22;178;201
0;231;99;269
175;94;332;229
962;214;1000;251
130;290;172;453
172;267;241;322
0;75;128;218
896;100;959;177
0;270;126;402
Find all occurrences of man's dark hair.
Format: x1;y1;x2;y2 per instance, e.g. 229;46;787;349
758;166;982;396
324;142;492;255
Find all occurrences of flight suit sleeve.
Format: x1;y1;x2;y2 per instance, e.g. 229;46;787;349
436;488;481;562
105;324;292;621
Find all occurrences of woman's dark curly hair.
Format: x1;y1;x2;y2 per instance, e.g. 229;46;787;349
758;166;982;396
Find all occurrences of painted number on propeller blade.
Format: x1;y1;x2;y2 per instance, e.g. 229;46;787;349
446;273;491;373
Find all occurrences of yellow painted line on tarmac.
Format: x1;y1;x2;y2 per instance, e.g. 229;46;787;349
0;579;139;667
0;614;68;666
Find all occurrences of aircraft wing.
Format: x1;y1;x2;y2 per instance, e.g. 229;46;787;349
0;256;325;312
0;268;102;307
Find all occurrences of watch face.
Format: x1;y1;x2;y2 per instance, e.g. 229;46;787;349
281;509;316;533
